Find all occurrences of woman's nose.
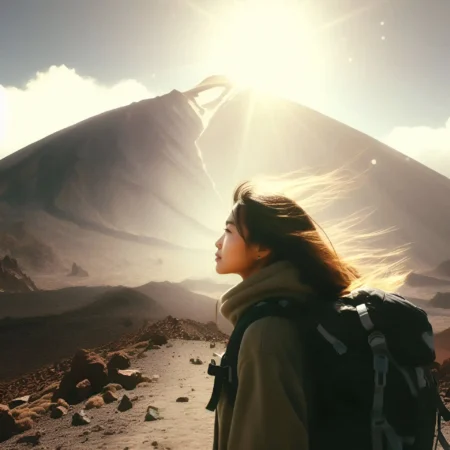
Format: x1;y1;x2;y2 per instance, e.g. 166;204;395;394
215;238;222;249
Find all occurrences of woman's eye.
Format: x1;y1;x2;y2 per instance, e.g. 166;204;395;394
224;228;231;233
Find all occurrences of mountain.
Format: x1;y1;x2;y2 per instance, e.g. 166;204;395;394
198;90;450;269
1;78;450;289
0;78;232;288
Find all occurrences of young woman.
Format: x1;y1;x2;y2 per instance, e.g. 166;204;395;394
212;174;406;450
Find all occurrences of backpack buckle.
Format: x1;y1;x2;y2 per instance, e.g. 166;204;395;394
207;362;232;383
368;331;387;351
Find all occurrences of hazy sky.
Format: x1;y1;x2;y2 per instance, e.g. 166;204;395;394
1;0;449;176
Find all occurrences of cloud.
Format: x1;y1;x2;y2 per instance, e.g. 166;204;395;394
0;65;154;160
383;119;450;177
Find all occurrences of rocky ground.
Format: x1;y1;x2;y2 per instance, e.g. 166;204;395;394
1;339;222;450
0;316;449;449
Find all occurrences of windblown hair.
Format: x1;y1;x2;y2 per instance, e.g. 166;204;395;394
231;169;409;298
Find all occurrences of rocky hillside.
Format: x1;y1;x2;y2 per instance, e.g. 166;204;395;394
0;316;228;406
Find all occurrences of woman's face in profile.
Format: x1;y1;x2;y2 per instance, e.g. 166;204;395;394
214;211;257;278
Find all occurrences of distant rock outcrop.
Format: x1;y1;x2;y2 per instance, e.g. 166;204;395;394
0;221;61;273
68;263;89;277
430;292;450;309
432;260;450;279
0;256;38;293
405;272;450;288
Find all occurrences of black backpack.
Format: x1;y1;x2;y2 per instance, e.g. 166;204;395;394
206;287;450;450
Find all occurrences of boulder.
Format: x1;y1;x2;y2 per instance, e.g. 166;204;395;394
0;405;17;442
107;351;131;371
54;350;107;403
109;369;143;390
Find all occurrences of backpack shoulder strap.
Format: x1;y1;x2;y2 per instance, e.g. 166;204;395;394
206;297;299;412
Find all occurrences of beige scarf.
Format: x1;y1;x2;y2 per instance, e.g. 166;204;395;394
220;260;314;326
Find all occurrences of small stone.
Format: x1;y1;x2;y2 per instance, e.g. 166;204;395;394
152;375;160;382
50;405;68;419
72;410;90;426
92;425;104;432
145;406;160;421
103;390;119;404
118;395;133;412
104;430;115;435
16;431;41;446
190;358;203;365
210;342;216;348
176;397;189;403
8;395;30;410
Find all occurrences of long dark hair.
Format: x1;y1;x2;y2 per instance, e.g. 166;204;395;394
231;172;408;298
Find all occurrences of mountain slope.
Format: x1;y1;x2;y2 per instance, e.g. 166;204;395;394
1;79;450;289
199;91;450;268
0;90;223;249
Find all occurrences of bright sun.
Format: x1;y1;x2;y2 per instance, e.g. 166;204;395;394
211;1;323;96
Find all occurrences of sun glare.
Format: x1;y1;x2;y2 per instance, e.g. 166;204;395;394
211;1;323;97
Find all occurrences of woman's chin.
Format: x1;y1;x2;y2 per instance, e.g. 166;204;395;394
215;260;226;274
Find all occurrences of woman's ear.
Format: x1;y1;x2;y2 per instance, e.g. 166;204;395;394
255;245;271;260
